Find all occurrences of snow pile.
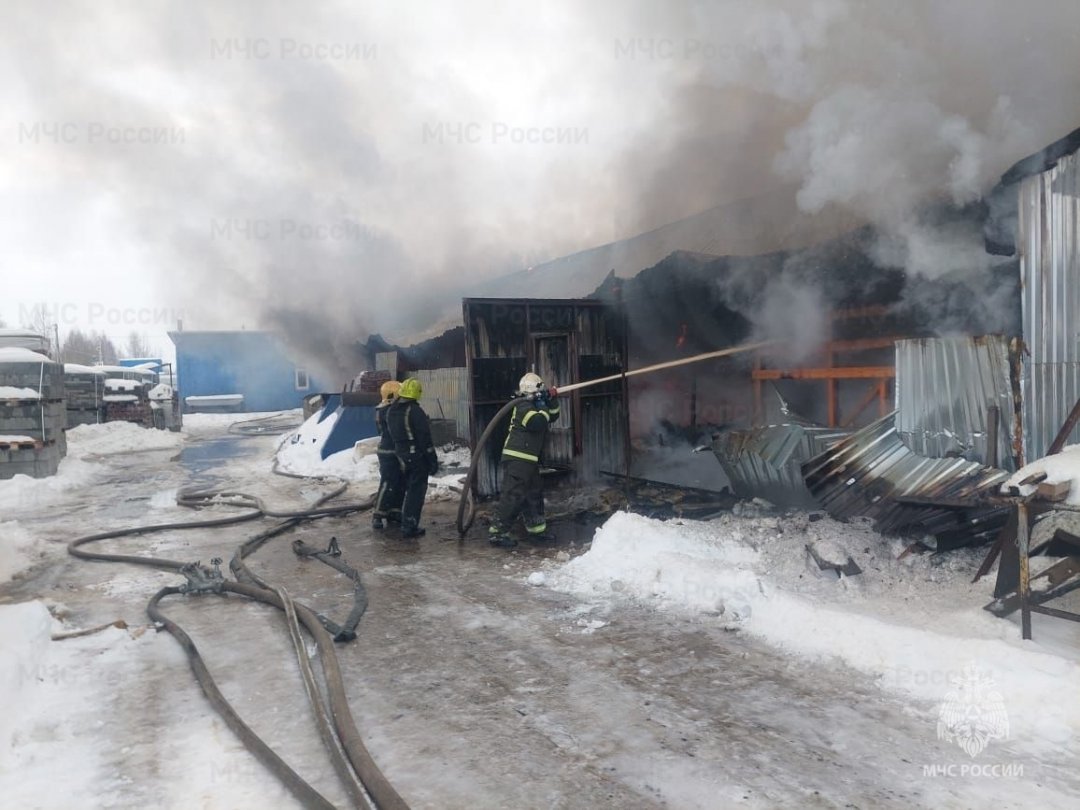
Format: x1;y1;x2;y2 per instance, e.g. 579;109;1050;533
277;410;377;481
0;386;41;399
551;512;763;620
66;421;184;458
277;411;468;496
541;510;1080;758
0;458;99;512
0;521;41;583
0;348;52;363
0;602;54;751
1003;445;1080;505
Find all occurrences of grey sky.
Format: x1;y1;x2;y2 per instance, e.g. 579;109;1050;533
3;1;1079;377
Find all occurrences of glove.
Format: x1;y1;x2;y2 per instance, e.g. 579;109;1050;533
426;451;440;476
547;387;558;399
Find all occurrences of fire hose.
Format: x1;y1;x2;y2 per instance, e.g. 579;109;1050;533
455;340;774;536
69;483;409;810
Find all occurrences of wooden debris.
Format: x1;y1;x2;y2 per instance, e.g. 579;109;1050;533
1036;480;1071;502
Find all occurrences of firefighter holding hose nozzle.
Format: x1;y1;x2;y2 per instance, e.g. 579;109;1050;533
488;373;560;549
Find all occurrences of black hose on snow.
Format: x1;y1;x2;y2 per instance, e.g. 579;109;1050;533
68;485;408;809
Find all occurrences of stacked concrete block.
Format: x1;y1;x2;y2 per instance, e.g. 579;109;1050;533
0;348;67;479
63;364;106;427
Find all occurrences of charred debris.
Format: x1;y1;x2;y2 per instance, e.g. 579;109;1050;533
339;126;1080;638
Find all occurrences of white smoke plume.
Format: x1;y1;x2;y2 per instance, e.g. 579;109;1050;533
3;1;1079;378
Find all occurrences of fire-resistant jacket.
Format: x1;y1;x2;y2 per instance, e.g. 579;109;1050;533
387;398;437;470
374;402;396;456
501;397;561;464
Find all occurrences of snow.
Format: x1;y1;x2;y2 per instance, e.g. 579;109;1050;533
64;363;106;375
0;521;40;583
0;386;41;399
539;509;1080;762
66;421;184;458
0;347;52;363
1003;445;1080;505
3;410;1078;806
0;435;36;443
0;457;99;511
275;410;470;497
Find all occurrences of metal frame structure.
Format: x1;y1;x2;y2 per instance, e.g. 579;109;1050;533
751;307;906;427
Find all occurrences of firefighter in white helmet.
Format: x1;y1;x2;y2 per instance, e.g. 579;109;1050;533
489;372;560;549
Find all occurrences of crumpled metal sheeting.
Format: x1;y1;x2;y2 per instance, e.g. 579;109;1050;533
802;413;1009;534
895;335;1016;471
713;423;850;509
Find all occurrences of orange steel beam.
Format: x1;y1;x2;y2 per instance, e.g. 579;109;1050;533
752;367;896;381
755;336;905;355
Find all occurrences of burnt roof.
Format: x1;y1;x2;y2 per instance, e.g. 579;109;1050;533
999;125;1080;186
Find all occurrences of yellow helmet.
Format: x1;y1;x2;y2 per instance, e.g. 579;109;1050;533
379;380;402;404
399;378;423;400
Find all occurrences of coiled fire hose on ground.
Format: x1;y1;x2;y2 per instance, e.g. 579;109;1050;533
69;482;409;810
454;341;775;537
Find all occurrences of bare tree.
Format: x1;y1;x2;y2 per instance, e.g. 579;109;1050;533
62;329;119;365
123;330;154;359
19;304;53;337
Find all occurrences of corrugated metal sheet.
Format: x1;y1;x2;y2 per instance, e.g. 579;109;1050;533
464;299;626;496
1019;148;1080;461
415;367;469;440
802;413;1009;538
895;336;1017;471
712;424;849;508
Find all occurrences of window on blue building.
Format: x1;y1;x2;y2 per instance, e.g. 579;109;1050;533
295;368;309;390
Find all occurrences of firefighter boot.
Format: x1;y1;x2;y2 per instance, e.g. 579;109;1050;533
401;519;426;539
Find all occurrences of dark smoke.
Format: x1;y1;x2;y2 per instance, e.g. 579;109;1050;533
4;1;1080;381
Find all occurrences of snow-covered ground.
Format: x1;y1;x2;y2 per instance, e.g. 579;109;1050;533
531;508;1080;768
1;413;1079;808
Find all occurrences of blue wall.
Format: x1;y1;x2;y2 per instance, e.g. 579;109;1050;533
169;331;331;413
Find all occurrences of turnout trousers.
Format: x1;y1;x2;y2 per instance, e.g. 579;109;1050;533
373;452;404;521
492;458;546;535
399;458;430;531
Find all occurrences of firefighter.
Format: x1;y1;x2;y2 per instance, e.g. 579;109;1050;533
372;380;404;530
386;377;439;538
489;373;560;549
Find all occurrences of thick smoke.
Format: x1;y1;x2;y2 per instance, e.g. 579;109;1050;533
4;1;1080;380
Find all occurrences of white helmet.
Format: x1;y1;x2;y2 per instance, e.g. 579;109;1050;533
518;372;545;395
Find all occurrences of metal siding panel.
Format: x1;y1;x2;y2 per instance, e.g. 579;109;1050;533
416;367;469;440
803;413;1008;533
1020;151;1080;461
895;337;1016;470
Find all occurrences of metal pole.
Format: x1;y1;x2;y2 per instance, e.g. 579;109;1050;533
1018;501;1032;640
987;404;1000;468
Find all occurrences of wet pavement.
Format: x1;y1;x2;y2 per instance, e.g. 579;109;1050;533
4;426;1078;809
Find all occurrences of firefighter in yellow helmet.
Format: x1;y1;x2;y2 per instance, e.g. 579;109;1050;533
372;380;404;530
387;377;439;538
489;373;560;549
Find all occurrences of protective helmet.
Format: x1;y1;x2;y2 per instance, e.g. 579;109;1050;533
518;372;545;395
399;378;423;400
379;380;402;404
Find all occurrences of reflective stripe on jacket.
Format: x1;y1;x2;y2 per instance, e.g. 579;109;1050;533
501;400;560;463
375;403;396;455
